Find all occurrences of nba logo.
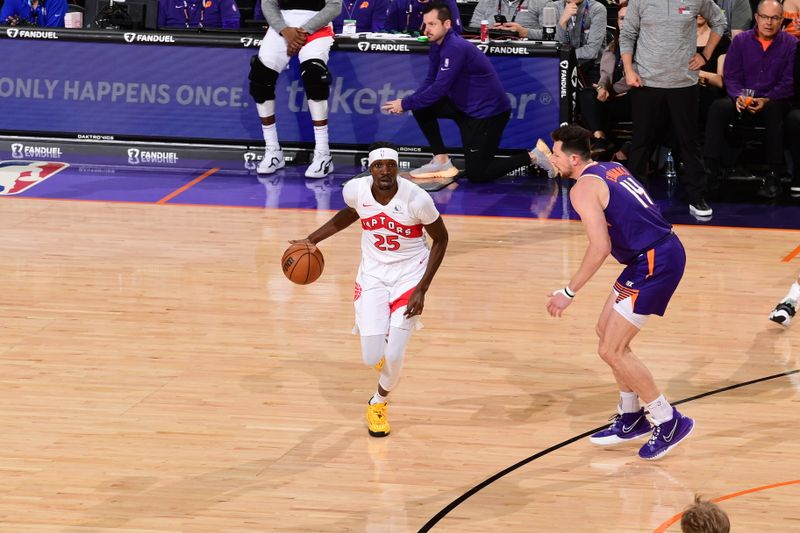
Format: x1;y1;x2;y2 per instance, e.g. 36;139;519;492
0;161;69;195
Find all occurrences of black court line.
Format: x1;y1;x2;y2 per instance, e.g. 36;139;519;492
418;369;800;532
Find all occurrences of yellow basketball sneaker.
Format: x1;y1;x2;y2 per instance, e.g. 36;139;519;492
373;357;385;372
366;401;390;437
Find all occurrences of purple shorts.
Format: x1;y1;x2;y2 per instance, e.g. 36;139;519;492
614;233;686;317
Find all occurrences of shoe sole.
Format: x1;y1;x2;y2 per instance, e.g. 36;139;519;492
305;162;334;179
256;161;285;175
768;315;792;327
689;206;713;217
639;420;695;461
409;167;459;179
589;431;651;446
368;429;390;437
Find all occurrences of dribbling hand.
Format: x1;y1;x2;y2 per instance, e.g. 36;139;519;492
288;238;317;252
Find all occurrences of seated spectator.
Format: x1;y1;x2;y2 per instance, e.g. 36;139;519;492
469;0;549;40
158;0;241;29
697;13;731;123
551;0;607;84
681;495;730;533
715;0;754;38
577;0;630;157
1;0;66;26
384;0;461;35
782;0;800;38
703;0;795;198
331;0;388;33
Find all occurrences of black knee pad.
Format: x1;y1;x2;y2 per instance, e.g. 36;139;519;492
248;55;279;103
300;58;331;101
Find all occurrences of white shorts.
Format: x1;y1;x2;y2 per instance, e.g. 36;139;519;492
257;10;334;73
352;256;428;337
612;290;650;329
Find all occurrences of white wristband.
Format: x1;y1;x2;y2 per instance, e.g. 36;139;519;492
553;287;575;300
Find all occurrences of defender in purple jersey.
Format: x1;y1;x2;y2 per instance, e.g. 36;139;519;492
544;125;694;461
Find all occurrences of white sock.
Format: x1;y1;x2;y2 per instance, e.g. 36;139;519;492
619;391;640;413
261;123;279;150
313;125;329;154
646;395;674;425
785;281;800;303
369;391;387;405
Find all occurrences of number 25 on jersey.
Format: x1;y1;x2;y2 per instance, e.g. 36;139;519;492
374;234;400;251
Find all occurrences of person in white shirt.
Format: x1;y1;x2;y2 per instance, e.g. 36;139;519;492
290;141;449;437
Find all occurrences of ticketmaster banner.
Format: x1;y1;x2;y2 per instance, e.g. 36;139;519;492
0;38;560;149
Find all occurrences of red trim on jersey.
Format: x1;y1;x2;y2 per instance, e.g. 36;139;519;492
354;282;362;301
389;287;416;315
306;25;334;43
360;212;424;238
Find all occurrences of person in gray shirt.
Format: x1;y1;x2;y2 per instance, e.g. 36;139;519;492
716;0;753;37
469;0;549;39
551;0;608;64
620;0;726;218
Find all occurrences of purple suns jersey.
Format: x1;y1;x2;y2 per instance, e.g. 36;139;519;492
581;162;672;264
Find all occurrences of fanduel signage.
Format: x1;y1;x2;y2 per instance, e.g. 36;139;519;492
0;39;563;148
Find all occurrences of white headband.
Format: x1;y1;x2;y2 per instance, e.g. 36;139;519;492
368;147;399;166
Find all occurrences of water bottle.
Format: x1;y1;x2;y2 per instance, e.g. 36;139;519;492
480;20;489;42
664;150;677;179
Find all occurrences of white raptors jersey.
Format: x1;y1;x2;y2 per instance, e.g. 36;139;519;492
343;176;440;272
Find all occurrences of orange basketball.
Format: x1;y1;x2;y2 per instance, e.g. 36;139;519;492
281;242;324;285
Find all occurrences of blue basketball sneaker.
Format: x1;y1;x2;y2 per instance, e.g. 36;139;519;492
589;408;652;446
638;408;695;461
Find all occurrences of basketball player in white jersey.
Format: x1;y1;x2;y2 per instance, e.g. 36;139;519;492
290;141;449;437
769;271;799;327
249;0;341;178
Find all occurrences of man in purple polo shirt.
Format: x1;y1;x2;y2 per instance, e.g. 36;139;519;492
703;0;796;198
158;0;241;28
381;3;552;182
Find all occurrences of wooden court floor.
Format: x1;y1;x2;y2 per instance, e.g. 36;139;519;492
0;198;797;532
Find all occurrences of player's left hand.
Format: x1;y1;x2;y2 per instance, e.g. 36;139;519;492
404;288;426;318
546;290;573;317
288;238;318;252
382;99;404;114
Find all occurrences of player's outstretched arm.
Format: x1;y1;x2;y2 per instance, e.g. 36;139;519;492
405;216;448;318
546;179;611;317
291;207;360;250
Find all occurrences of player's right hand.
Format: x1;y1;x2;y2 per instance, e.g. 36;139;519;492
288;238;317;252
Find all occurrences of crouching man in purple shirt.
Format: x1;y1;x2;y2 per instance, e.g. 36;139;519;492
381;3;553;182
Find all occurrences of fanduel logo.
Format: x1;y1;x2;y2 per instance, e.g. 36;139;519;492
6;28;57;39
476;44;488;54
123;33;175;43
359;42;410;52
240;37;262;47
487;45;529;55
127;148;179;165
243;151;257;170
560;60;569;99
10;143;62;159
